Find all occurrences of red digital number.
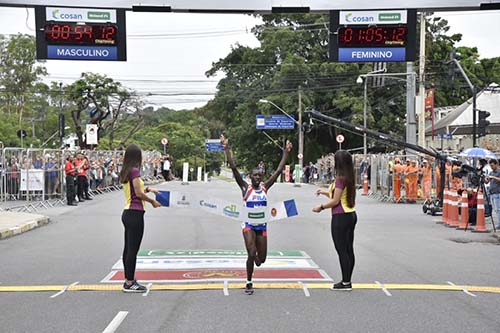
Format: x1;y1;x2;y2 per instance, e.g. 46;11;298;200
51;24;60;40
74;25;84;40
106;26;116;41
365;28;374;42
396;27;406;41
60;25;71;40
343;28;353;44
375;28;383;42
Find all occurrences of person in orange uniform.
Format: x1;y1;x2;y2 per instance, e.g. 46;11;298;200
435;161;442;196
421;160;432;201
393;158;405;203
403;160;411;201
406;160;419;203
451;164;463;191
445;161;453;190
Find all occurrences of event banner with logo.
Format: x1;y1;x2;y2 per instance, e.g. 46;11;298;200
155;191;298;223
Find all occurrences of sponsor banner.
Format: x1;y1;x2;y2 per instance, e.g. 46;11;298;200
20;169;44;191
156;191;298;223
46;7;116;23
137;249;308;258
103;269;332;283
339;10;407;25
112;258;318;270
338;47;405;62
47;45;118;60
197;197;241;222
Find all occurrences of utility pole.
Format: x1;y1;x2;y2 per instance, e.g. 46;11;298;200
58;82;64;147
407;63;417;148
298;86;304;176
418;12;427;148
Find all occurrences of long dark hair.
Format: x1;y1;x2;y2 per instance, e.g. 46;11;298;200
334;150;355;208
119;144;142;184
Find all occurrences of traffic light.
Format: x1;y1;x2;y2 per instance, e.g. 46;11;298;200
478;110;491;137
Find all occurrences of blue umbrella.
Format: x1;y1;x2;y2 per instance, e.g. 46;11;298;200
459;147;497;159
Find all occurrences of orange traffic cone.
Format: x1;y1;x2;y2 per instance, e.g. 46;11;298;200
448;188;459;228
362;173;369;196
473;190;488;233
440;188;449;224
457;191;468;230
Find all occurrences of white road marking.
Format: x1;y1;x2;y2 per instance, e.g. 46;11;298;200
142;283;153;297
299;282;310;297
50;281;79;298
375;281;392;297
102;311;128;333
447;281;477;297
223;280;229;296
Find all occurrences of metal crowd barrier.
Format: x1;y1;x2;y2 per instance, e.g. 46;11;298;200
0;147;163;212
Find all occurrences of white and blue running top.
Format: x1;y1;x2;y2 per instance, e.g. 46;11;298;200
242;184;268;231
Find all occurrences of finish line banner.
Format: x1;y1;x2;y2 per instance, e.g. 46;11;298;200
155;191;298;223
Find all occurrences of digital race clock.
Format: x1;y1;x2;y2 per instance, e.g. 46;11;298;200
35;6;127;61
338;26;408;47
44;23;118;46
329;10;416;63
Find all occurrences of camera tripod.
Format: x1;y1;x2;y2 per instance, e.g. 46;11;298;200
464;179;497;233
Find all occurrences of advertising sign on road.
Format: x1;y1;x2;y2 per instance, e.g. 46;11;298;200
256;115;295;129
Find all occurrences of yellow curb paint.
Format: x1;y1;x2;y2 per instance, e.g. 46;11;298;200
0;283;500;294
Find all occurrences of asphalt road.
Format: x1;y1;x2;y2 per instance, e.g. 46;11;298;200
1;179;499;332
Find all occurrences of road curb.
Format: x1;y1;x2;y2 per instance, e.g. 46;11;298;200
0;213;50;240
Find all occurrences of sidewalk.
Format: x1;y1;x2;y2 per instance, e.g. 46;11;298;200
0;211;50;240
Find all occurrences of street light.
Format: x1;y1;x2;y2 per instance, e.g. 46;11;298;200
41;126;70;148
357;69;385;158
259;98;304;182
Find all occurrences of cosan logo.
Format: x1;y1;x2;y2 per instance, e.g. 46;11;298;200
52;9;83;20
345;13;374;23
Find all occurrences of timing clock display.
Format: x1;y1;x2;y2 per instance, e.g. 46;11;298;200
338;26;408;47
44;23;117;46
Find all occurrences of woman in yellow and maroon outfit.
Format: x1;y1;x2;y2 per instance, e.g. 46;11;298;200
313;150;357;291
119;144;161;293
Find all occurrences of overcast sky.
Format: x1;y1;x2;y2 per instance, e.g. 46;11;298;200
0;7;498;110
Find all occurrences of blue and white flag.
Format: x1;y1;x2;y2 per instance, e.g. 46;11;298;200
156;191;191;207
267;199;298;223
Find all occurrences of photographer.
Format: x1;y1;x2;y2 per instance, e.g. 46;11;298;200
485;159;500;229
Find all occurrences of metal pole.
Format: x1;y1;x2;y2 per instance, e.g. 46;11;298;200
363;77;368;157
59;82;63;146
472;86;477;147
298;87;304;175
418;12;427;148
407;62;417;147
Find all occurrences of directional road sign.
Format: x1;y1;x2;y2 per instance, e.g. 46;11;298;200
256;115;295;130
205;139;224;152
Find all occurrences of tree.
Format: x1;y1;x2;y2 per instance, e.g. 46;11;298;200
66;72;143;149
0;34;47;125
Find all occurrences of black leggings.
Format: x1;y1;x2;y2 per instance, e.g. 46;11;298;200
121;209;145;281
331;212;357;283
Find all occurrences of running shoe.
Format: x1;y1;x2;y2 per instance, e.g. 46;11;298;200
244;282;254;295
122;280;147;293
330;282;352;291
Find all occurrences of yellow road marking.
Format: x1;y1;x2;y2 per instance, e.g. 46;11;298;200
0;283;499;294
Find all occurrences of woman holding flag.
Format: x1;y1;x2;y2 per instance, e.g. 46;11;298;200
221;134;292;295
313;150;357;291
119;144;162;293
